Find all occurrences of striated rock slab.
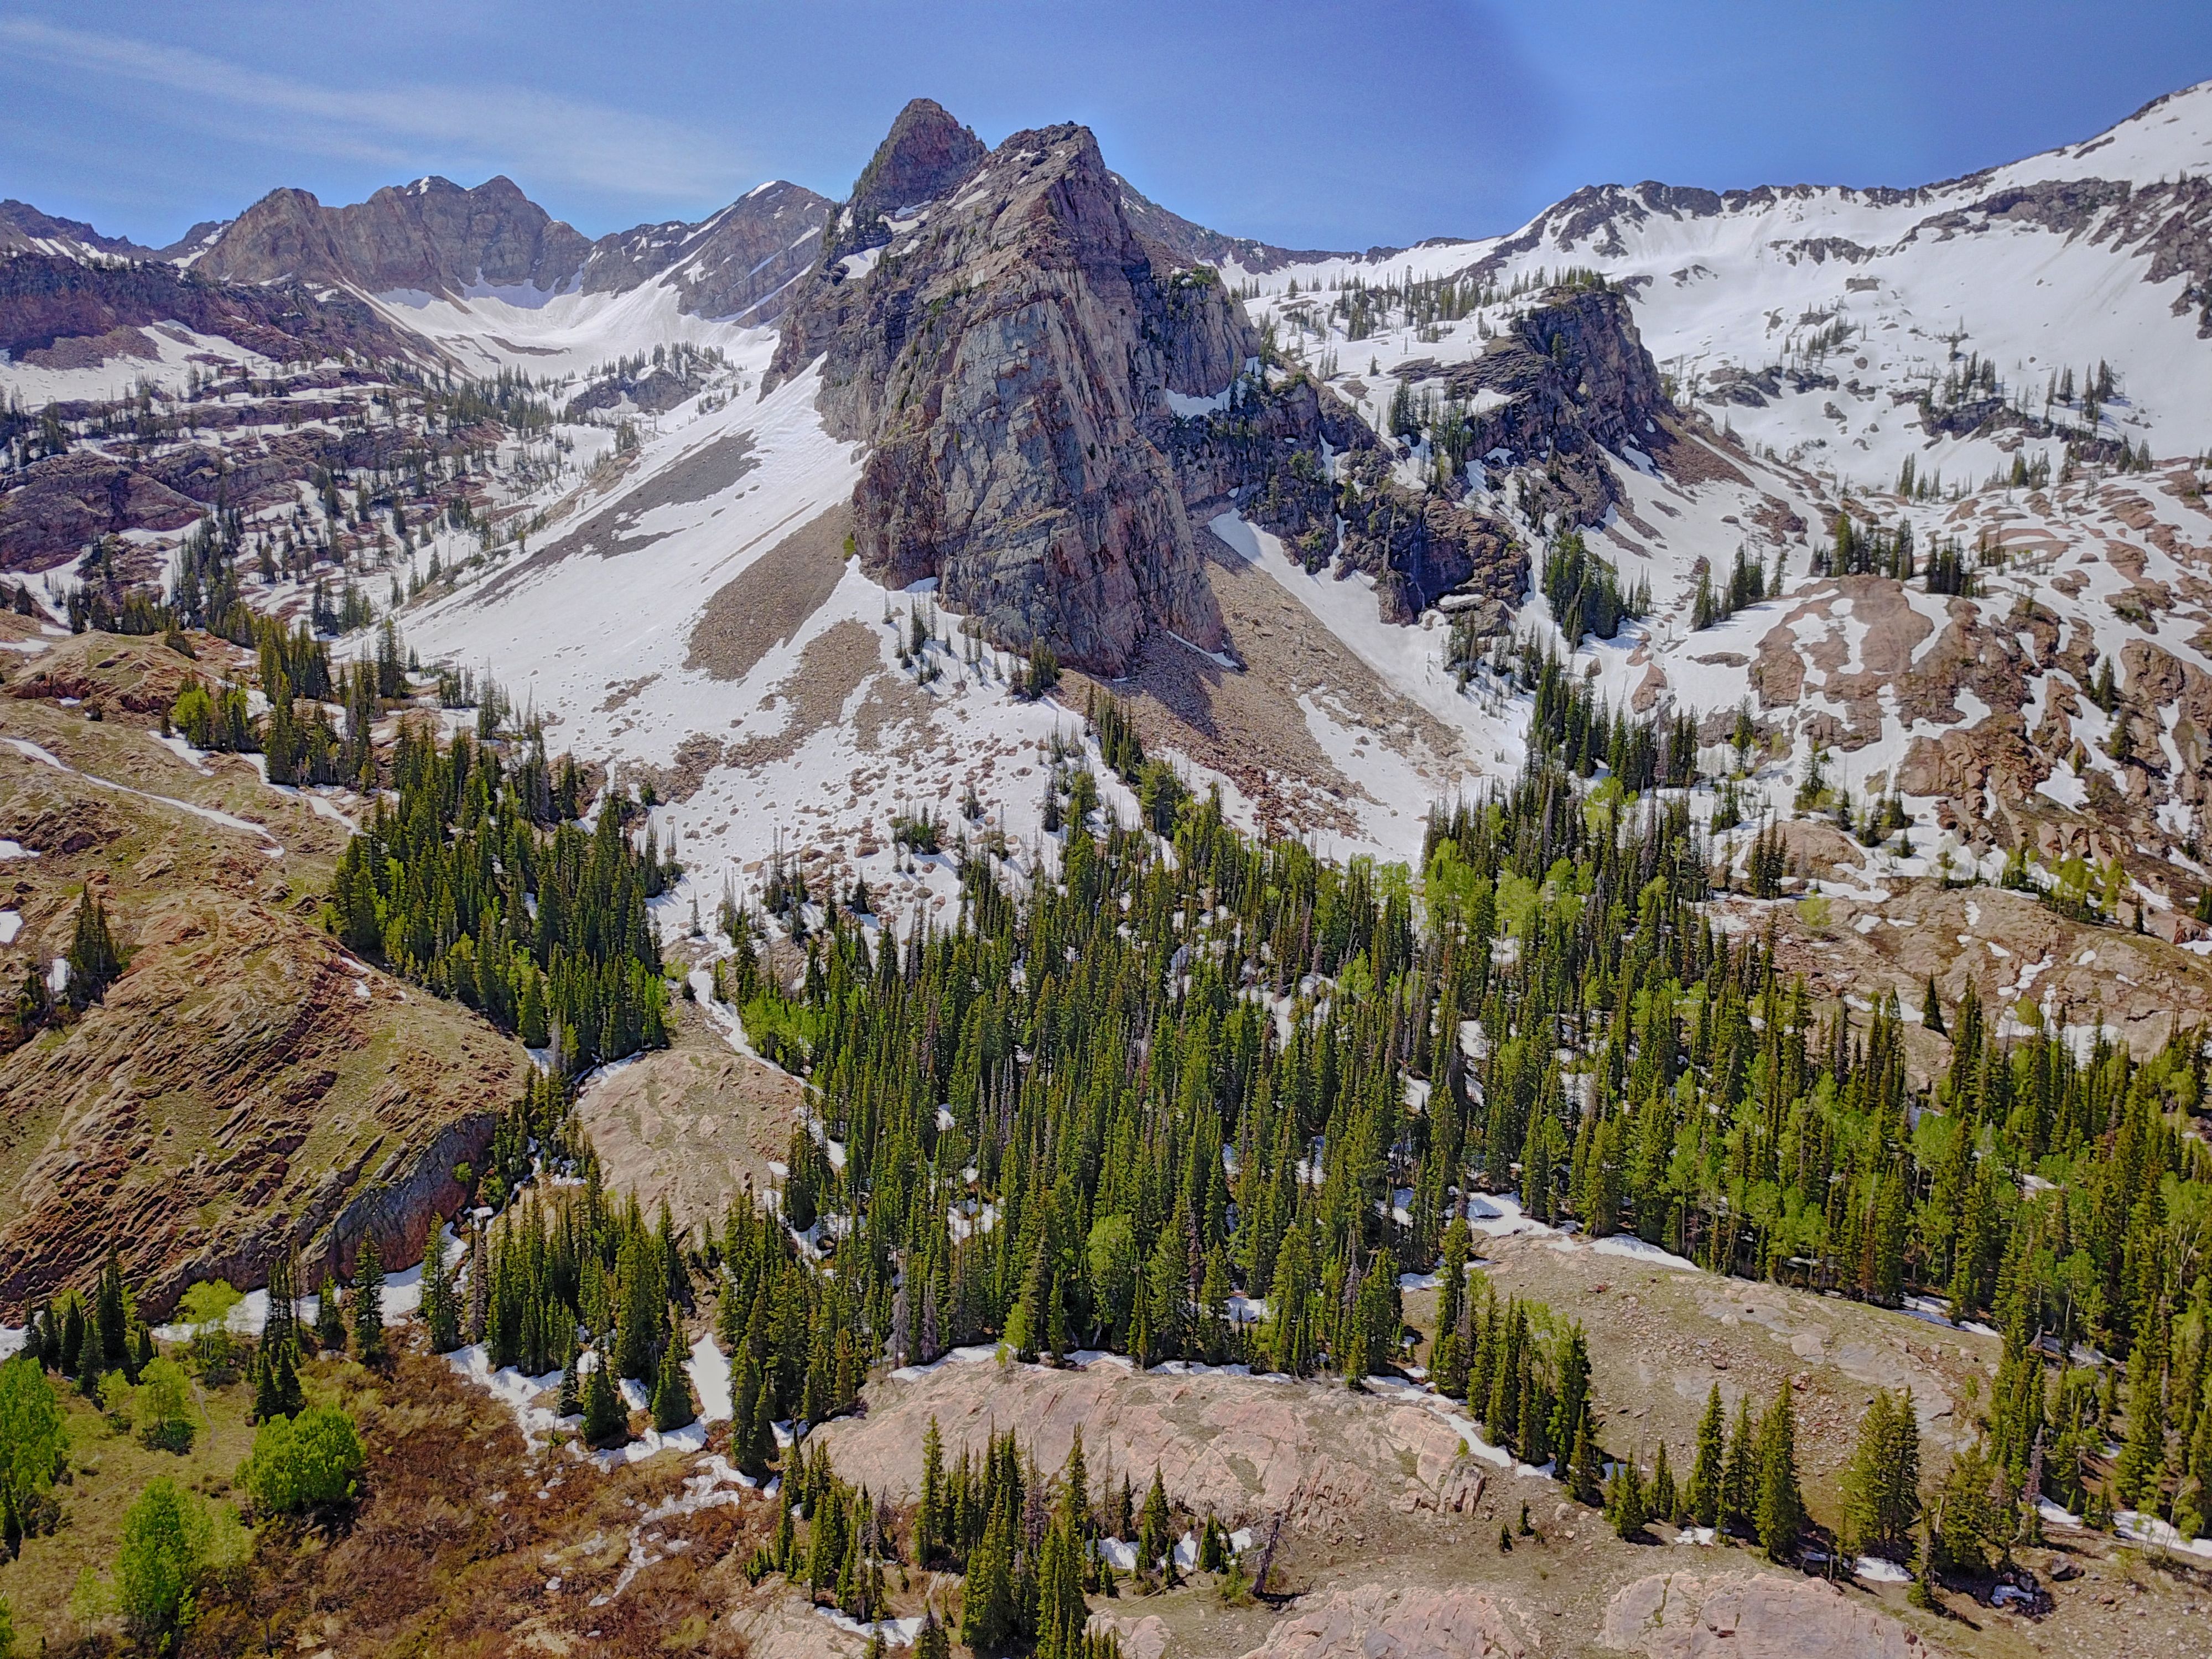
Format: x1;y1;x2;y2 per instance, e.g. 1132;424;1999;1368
1602;1570;1940;1659
814;1356;1490;1533
1237;1584;1528;1659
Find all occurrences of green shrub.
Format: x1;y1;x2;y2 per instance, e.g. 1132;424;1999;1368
237;1401;365;1515
132;1358;196;1454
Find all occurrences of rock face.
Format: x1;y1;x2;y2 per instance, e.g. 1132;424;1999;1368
1602;1572;1939;1659
0;666;529;1316
0;199;156;259
770;101;1247;673
1112;174;1356;275
0;251;416;365
1401;286;1675;531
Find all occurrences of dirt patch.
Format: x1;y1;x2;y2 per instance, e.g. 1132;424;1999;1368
686;501;852;683
19;325;160;371
719;617;884;772
1069;537;1467;840
473;431;762;601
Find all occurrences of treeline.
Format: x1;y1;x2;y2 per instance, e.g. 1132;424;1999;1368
328;719;674;1072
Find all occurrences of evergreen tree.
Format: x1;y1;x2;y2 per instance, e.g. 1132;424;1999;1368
1721;1392;1758;1535
1840;1387;1922;1564
1649;1441;1678;1524
650;1338;697;1431
1753;1385;1806;1562
351;1237;387;1364
65;888;123;1008
421;1226;460;1354
581;1353;627;1448
1606;1450;1649;1539
1138;1466;1173;1580
314;1272;346;1353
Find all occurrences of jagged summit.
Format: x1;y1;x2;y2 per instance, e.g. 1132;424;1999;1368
839;98;987;236
193;174;596;296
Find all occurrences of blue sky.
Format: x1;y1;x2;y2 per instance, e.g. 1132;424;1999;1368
5;1;2211;249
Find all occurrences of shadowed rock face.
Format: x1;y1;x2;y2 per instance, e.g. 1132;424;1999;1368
771;102;1250;674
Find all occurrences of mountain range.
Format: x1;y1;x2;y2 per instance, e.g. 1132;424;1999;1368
4;75;2212;1659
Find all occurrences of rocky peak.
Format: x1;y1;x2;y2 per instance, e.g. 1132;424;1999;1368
0;199;155;259
770;107;1251;674
194;175;594;298
835;98;988;252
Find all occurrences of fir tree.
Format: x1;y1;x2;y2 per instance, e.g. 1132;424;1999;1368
1841;1387;1922;1565
1722;1392;1758;1535
650;1338;697;1431
351;1237;387;1364
421;1226;460;1354
581;1353;628;1448
314;1272;346;1353
1753;1385;1806;1562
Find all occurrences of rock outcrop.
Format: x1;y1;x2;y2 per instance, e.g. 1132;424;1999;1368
574;180;833;324
1400;285;1675;530
1236;1585;1528;1659
813;1351;1491;1533
0;661;529;1316
0;250;416;365
1602;1571;1938;1659
770;101;1249;672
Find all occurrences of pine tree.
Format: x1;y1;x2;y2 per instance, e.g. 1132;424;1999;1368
351;1237;387;1364
422;1226;460;1353
1753;1385;1806;1562
582;1353;628;1448
1841;1387;1922;1564
960;1482;1019;1652
651;1337;697;1431
1649;1441;1678;1523
1721;1391;1758;1535
2115;1335;2168;1511
916;1414;947;1567
1606;1450;1649;1538
65;887;123;1007
314;1272;346;1353
1138;1466;1173;1580
915;1610;951;1659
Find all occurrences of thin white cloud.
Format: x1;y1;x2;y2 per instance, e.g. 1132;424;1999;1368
0;16;744;205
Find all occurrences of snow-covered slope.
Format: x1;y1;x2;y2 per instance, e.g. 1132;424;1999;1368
1237;79;2212;490
11;82;2212;955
